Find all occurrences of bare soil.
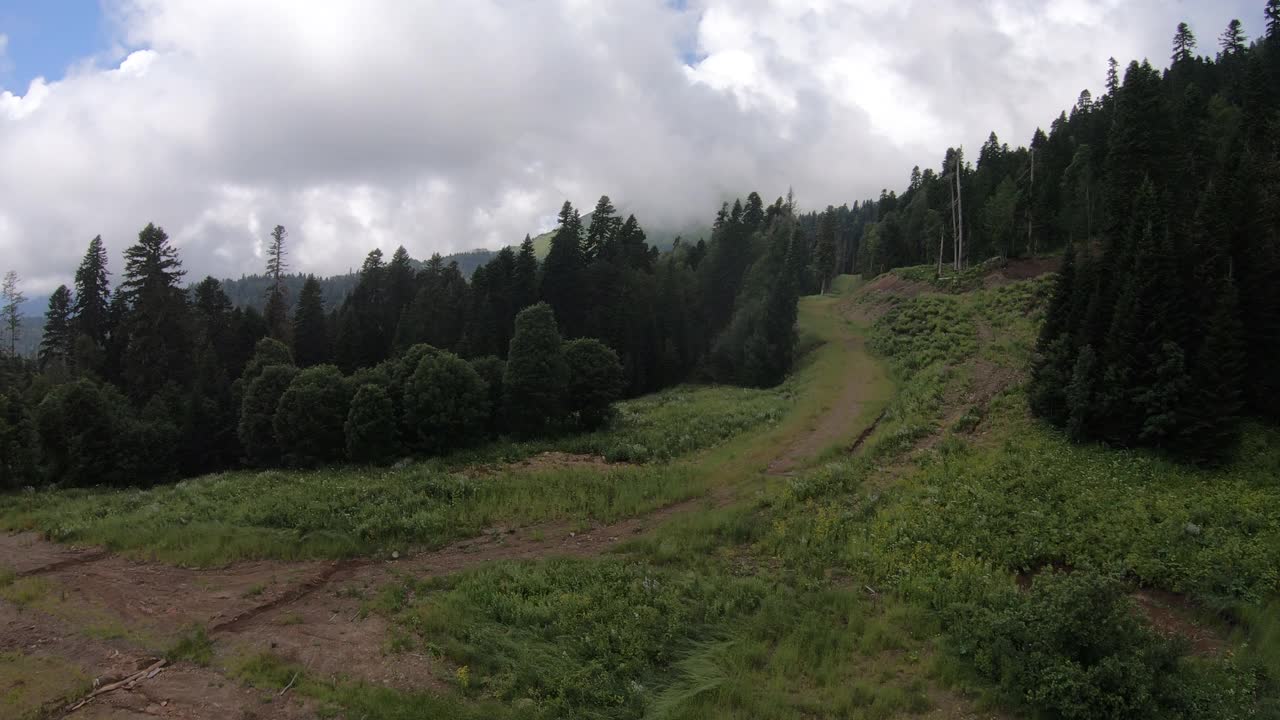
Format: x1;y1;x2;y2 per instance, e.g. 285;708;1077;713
1132;589;1229;656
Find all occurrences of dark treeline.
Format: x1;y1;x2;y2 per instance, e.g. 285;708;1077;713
218;248;497;312
0;193;809;488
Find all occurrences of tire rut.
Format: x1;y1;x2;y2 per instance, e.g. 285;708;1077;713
16;548;111;578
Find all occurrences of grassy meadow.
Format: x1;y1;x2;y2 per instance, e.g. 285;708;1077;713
6;273;1279;719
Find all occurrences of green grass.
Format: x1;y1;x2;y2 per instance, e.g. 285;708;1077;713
0;380;791;566
0;652;90;720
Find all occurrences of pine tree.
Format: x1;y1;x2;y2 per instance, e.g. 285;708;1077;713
119;223;190;402
1105;57;1120;95
1267;0;1280;40
503;303;568;435
72;235;111;348
0;271;25;357
1172;22;1197;64
191;276;234;371
292;275;329;367
38;286;74;371
1065;344;1097;442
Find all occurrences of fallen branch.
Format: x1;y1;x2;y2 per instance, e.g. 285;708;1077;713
66;658;167;713
279;671;299;696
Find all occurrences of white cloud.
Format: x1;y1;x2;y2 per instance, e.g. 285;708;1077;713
0;0;1265;294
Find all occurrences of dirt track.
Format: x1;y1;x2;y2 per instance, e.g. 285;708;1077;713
0;293;891;718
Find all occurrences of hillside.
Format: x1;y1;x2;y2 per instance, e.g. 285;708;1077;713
3;265;1276;719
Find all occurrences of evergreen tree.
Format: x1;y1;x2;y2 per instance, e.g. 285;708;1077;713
387;245;416;319
292;275;329;367
345;383;399;463
72;235;111;349
1267;0;1280;40
1172;22;1197;64
1029;243;1077;424
1105;57;1120;95
503;303;568;435
1179;279;1246;463
541;201;586;336
274;364;350;467
238;363;297;466
0;271;23;357
814;208;837;293
563;338;624;429
119;223;190;402
38;286;74;371
0;392;37;489
1219;19;1246;57
513;235;539;311
583;195;619;261
1064;345;1098;442
403;351;489;453
263;225;290;340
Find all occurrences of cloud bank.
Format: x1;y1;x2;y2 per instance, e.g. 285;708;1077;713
0;0;1262;293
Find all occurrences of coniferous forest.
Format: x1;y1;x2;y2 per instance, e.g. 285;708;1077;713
0;194;806;488
787;11;1280;465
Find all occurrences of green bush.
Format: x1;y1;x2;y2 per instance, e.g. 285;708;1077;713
503;303;567;436
345;383;400;463
563;338;624;430
273;365;351;467
950;571;1243;720
237;364;297;466
404;351;489;453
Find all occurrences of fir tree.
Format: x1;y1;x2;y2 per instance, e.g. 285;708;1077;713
1179;278;1246;463
38;286;74;371
1267;0;1280;40
513;235;539;311
541;202;586;336
72;235;111;348
292;275;329;367
583;195;619;261
119;223;190;402
503;303;568;435
814;208;837;293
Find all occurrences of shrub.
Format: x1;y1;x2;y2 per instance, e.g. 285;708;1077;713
563;338;624;429
404;351;489;453
951;571;1205;719
237;364;297;466
273;365;351;467
345;383;400;463
503;303;567;436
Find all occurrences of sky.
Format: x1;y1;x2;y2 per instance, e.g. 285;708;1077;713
0;0;1265;295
